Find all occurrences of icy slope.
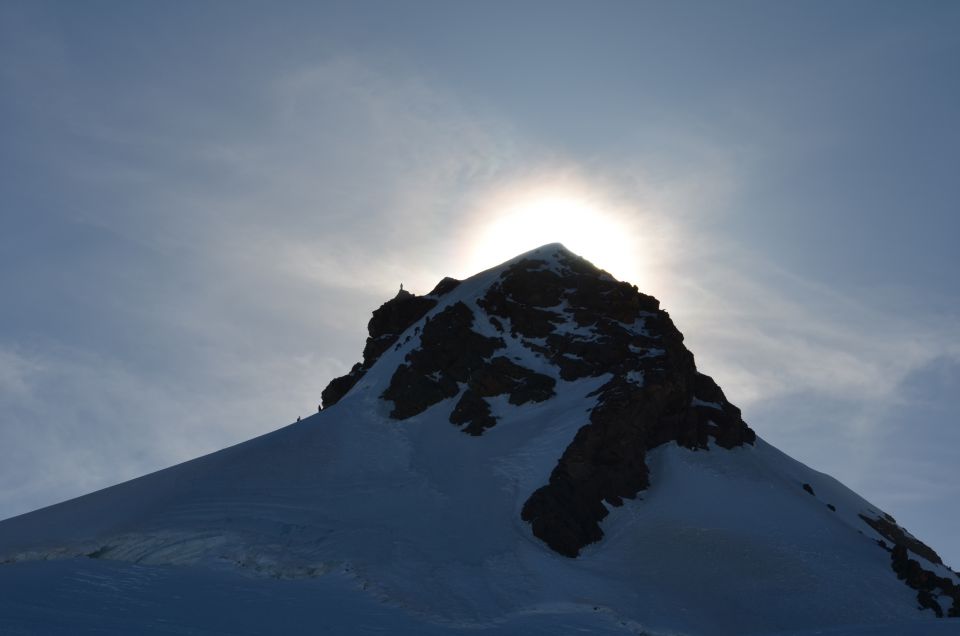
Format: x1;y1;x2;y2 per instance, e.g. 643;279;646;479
0;244;956;635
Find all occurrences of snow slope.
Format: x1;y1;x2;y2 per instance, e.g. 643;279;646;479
0;244;955;635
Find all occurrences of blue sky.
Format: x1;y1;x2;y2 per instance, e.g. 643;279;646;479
1;1;958;565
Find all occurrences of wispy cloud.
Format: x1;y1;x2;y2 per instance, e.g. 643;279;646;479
0;56;531;517
667;252;960;411
0;341;342;516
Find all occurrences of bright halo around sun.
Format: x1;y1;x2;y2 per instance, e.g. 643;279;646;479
466;192;640;284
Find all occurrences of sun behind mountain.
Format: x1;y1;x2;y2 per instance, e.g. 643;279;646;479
466;192;641;284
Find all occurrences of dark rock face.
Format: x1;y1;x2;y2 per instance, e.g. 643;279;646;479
861;513;960;617
471;356;556;405
450;389;496;436
890;544;959;618
320;362;366;409
381;301;556;431
321;289;438;408
522;369;755;557
381;301;504;419
364;290;438;363
860;513;942;565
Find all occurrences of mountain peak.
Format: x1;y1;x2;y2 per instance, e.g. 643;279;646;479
322;246;755;556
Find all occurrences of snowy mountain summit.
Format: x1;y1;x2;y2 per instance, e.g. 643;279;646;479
324;243;757;559
1;244;957;635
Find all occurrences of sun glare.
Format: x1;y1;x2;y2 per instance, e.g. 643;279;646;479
466;192;640;284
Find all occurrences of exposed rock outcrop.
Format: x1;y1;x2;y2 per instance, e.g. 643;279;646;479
381;301;556;432
321;288;438;408
861;513;943;566
381;301;505;419
862;512;960;617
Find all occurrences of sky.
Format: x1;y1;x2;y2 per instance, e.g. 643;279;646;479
1;1;958;565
